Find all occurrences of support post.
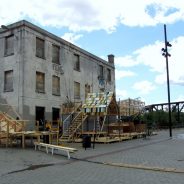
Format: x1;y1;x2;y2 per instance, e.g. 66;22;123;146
162;24;172;137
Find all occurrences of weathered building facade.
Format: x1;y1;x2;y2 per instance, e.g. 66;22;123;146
0;20;115;129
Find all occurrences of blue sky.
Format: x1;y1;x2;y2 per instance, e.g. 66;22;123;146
1;0;184;105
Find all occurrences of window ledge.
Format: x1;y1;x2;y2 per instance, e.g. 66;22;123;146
36;90;45;94
4;89;13;92
4;53;14;57
52;93;60;96
74;68;81;72
36;55;46;60
52;61;60;65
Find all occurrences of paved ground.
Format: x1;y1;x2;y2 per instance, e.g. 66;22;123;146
1;129;184;184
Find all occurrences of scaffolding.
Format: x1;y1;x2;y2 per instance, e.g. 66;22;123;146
120;98;145;117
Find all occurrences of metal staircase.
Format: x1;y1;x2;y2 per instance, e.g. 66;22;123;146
60;110;88;142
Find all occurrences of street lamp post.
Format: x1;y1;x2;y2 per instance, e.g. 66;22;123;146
161;24;172;137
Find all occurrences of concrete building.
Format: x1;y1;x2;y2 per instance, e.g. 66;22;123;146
0;20;115;129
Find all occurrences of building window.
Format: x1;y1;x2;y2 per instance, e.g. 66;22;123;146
99;65;104;79
85;84;90;99
4;70;13;92
74;81;80;99
52;108;60;125
74;54;80;71
107;68;111;82
52;75;60;96
5;35;14;56
52;45;60;64
36;72;45;93
36;37;45;58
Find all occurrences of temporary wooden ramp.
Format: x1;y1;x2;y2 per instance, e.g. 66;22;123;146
0;111;26;147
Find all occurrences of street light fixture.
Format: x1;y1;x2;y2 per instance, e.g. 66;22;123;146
161;24;172;138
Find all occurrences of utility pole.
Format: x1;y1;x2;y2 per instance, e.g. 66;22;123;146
161;24;172;137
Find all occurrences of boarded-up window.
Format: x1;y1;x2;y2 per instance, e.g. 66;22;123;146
74;81;80;99
36;37;45;58
52;45;60;64
4;70;13;92
99;65;104;78
74;54;80;71
5;35;14;56
107;68;111;82
52;75;60;96
85;84;90;99
36;72;45;93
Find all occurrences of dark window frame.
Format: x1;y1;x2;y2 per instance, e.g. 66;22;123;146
73;54;80;71
36;71;45;93
4;70;13;92
107;68;111;82
36;37;45;59
52;75;60;96
85;84;90;99
74;81;80;99
4;35;14;56
99;65;104;79
52;44;60;64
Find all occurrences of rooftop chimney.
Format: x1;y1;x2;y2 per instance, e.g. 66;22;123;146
108;54;114;64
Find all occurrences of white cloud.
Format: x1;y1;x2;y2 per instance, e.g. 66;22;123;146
116;89;128;100
115;69;136;80
116;36;184;86
61;32;83;44
174;95;184;102
0;0;184;32
132;80;156;94
153;36;184;85
115;56;139;67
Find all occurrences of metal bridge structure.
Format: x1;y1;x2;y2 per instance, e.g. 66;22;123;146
144;101;184;123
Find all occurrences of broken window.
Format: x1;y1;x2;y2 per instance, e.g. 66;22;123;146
107;68;111;82
5;35;14;56
74;54;80;71
4;70;13;92
52;75;60;96
36;37;45;58
36;72;45;93
74;81;80;99
52;45;60;64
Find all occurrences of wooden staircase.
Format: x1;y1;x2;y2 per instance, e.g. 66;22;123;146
60;111;88;142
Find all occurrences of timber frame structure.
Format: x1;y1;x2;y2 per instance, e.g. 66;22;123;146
60;92;119;142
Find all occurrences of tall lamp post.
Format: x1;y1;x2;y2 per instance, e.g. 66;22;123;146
161;24;172;137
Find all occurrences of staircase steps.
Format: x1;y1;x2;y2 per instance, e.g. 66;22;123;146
60;111;88;142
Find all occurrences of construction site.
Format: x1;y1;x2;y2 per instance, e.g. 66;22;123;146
0;92;148;151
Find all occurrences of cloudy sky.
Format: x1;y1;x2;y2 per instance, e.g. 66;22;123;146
1;0;184;105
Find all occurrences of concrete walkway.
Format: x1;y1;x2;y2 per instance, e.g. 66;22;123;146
1;129;184;184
